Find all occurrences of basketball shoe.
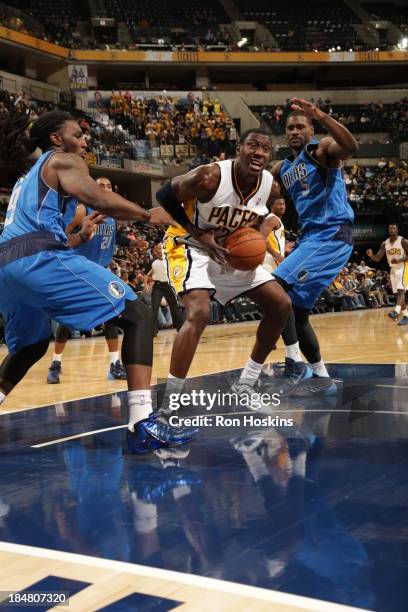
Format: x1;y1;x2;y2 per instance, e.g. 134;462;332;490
290;374;338;397
47;361;61;384
388;311;399;320
398;316;408;326
127;412;200;454
262;358;313;397
108;360;127;380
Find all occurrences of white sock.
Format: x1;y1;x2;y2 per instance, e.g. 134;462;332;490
285;342;303;363
0;392;6;405
239;358;263;384
310;359;329;377
109;351;119;365
161;374;185;411
401;309;408;317
127;390;152;431
395;305;401;314
52;353;62;363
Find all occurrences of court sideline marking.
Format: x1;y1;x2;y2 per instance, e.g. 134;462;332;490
0;541;369;612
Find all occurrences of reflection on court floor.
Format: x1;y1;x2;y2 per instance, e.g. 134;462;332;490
0;363;407;611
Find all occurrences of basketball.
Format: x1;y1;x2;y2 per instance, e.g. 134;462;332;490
224;227;266;271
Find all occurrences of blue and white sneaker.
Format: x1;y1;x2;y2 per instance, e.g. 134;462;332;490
47;361;61;384
127;412;199;454
263;358;313;397
108;360;127;380
388;311;399;320
398;316;408;326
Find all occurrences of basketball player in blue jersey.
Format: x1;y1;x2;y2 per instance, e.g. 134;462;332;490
271;98;358;393
0;108;197;452
47;176;127;384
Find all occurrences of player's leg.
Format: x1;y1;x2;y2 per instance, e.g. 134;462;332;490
397;288;408;325
159;290;212;411
273;231;352;388
47;324;70;384
169;290;211;378
293;306;329;377
388;268;405;319
162;284;183;330
161;239;215;406
150;282;163;336
39;250;198;450
236;281;291;387
0;300;52;403
0;338;50;402
108;298;198;449
104;322;126;379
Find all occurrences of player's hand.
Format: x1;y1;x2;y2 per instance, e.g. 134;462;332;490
79;211;105;242
195;229;229;265
391;257;402;264
366;249;373;258
149;207;175;226
285;241;295;254
290;97;321;121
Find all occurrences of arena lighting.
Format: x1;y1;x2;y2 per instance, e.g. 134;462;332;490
398;37;408;49
349;48;353;52
237;37;248;48
337;45;341;50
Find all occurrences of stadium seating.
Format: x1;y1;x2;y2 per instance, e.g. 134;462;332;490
234;0;365;51
251;98;408;139
104;0;230;47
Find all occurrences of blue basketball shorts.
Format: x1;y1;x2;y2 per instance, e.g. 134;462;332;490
273;224;353;309
0;233;135;353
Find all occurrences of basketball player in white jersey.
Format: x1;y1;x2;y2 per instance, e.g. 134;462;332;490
156;129;291;402
367;223;408;325
261;197;287;273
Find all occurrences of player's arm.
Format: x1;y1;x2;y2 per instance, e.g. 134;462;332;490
366;242;386;262
391;238;408;264
66;211;105;248
51;154;163;224
65;203;86;235
156;164;229;264
268;163;283;201
290;98;358;163
259;214;284;263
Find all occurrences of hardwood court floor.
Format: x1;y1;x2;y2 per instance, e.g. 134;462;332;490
1;308;407;413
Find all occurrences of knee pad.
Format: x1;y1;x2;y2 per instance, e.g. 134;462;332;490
55;325;71;343
110;300;153;366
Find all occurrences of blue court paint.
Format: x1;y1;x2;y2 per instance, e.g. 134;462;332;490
99;592;182;611
0;364;407;612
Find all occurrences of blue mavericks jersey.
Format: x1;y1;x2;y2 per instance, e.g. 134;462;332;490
279;143;354;234
63;201;116;267
0;150;77;244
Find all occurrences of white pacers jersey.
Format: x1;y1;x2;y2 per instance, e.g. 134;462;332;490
263;214;285;272
166;159;272;245
385;236;405;270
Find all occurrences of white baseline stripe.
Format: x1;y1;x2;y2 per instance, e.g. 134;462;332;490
31;425;127;448
0;541;369;612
